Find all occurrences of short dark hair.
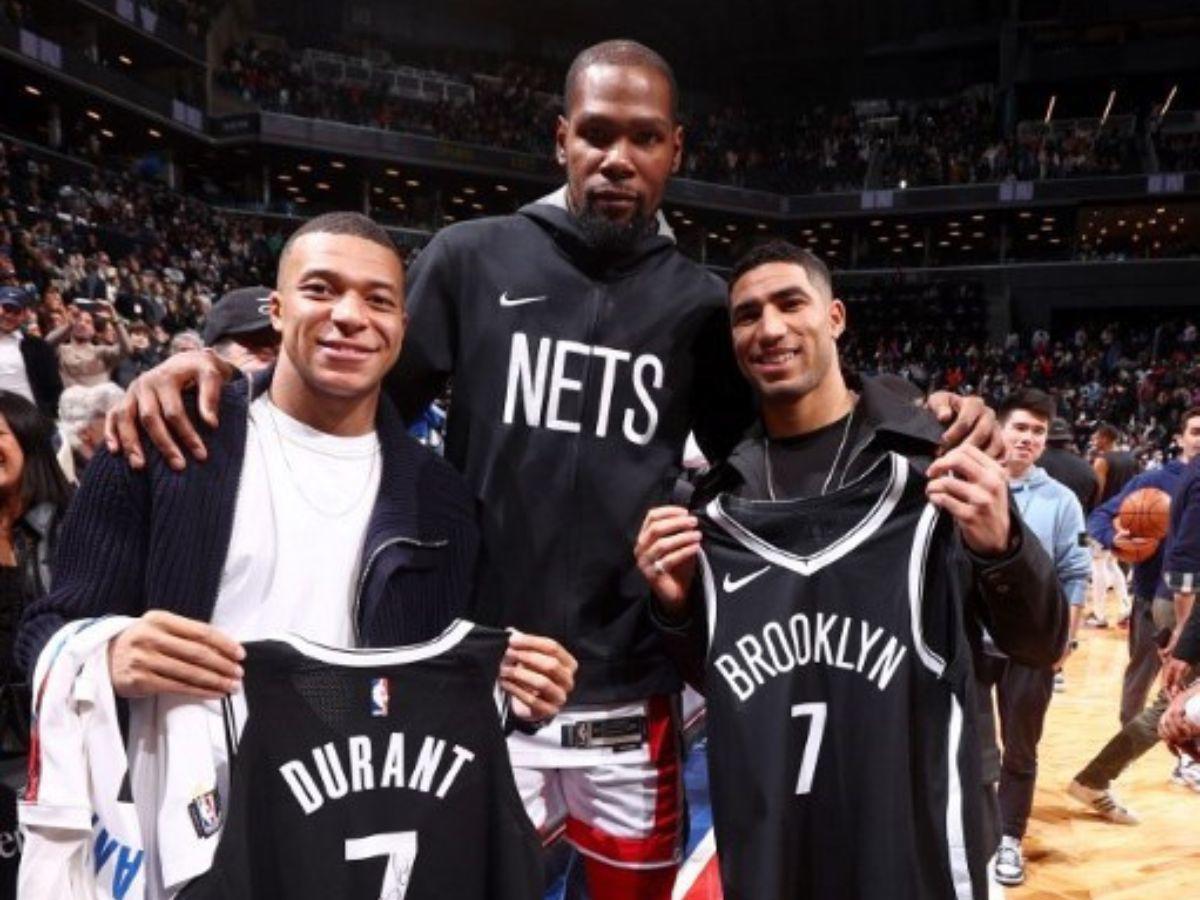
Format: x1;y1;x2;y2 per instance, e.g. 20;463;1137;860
1179;407;1200;431
0;391;72;511
1094;423;1121;444
997;389;1055;425
564;39;679;122
728;239;832;300
279;212;400;274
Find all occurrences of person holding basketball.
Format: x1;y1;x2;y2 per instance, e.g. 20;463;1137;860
1069;407;1200;816
1083;409;1200;724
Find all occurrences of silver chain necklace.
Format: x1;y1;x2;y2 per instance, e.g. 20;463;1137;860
263;399;380;518
763;396;859;501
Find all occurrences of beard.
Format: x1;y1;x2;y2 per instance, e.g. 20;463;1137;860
573;198;657;257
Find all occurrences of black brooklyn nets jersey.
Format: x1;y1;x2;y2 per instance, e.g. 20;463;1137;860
180;621;542;900
699;453;988;900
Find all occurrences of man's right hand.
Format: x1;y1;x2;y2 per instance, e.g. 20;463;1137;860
109;610;244;699
635;506;701;621
105;350;237;470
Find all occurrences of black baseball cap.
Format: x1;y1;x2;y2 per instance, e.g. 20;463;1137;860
203;286;275;346
1047;418;1074;445
0;286;29;310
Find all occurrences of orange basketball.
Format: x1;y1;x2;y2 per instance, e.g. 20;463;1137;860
1112;534;1159;564
1117;487;1171;541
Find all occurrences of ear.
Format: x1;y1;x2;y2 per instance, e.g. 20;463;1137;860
670;123;684;174
829;298;847;339
268;290;284;332
555;116;569;168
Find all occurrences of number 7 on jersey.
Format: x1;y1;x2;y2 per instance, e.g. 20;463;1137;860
346;831;418;900
791;702;827;795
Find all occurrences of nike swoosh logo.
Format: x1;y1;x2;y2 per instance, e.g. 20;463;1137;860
723;566;771;593
499;292;548;307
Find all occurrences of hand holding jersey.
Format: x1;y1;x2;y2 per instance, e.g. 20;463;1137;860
108;609;245;699
925;444;1012;557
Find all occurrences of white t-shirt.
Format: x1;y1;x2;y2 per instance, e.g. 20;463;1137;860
210;394;381;647
0;331;34;403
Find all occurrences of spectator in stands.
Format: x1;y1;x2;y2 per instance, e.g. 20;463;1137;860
50;302;130;388
0;391;72;722
203;286;279;374
55;382;124;484
115;322;164;388
0;287;62;421
168;329;203;356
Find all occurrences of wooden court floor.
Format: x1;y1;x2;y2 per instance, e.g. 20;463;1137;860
1008;624;1200;899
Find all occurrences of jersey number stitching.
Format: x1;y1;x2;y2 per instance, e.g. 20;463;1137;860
791;702;827;795
345;831;419;900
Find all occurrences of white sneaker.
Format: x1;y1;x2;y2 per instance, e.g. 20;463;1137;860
993;839;1025;886
1053;671;1066;693
1170;759;1200;793
1067;779;1139;824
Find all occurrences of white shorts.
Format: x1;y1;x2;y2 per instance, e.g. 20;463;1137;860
510;695;683;870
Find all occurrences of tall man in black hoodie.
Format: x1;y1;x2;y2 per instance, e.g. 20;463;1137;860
106;41;1000;898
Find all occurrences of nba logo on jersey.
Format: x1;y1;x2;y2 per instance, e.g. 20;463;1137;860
370;677;390;717
188;789;222;838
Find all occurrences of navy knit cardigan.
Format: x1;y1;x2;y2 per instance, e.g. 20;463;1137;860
16;369;481;675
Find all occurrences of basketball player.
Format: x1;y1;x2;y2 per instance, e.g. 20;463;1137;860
636;241;1066;898
1084;409;1200;725
988;390;1089;886
1087;423;1138;626
1070;429;1200;820
100;44;998;899
16;212;574;750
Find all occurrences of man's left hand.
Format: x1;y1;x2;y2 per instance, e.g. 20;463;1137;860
926;392;1004;460
501;632;578;722
926;444;1012;557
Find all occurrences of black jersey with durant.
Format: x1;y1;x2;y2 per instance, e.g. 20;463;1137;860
698;453;988;900
180;621;542;900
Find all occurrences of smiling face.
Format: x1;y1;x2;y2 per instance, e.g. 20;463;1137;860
557;62;681;238
1001;408;1049;477
270;231;405;413
729;261;845;411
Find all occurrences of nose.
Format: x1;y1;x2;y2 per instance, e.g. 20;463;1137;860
599;138;636;181
330;291;368;332
758;304;787;341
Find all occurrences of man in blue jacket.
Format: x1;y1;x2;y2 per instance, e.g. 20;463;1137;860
989;390;1090;886
1085;407;1200;725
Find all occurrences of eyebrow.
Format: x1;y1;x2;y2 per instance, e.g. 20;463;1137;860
296;269;397;293
732;286;814;310
576;111;673;130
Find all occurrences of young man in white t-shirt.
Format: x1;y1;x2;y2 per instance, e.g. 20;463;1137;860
18;210;575;725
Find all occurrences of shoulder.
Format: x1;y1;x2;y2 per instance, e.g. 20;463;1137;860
421;214;538;257
655;250;727;306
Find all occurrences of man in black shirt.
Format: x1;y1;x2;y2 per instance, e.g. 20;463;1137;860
636;240;1066;897
1038;418;1098;514
1088;423;1139;626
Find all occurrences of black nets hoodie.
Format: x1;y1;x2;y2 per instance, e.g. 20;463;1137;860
388;189;753;703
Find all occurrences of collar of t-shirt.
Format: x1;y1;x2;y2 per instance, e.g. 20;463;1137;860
747;411;863;501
